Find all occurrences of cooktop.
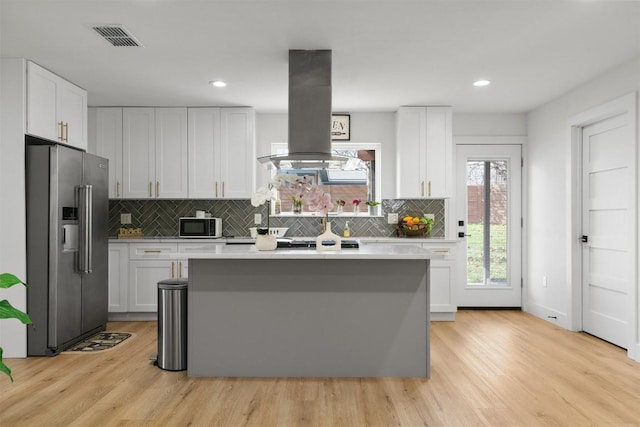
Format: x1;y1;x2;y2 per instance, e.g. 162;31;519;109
276;239;359;249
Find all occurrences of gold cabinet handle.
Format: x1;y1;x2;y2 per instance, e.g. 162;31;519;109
58;121;64;141
156;181;159;197
148;182;152;197
144;250;161;253
215;181;218;198
222;181;225;198
178;261;183;278
421;181;425;197
428;180;432;197
63;122;69;142
116;181;120;197
171;261;175;279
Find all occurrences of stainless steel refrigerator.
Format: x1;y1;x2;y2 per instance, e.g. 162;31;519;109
26;138;109;356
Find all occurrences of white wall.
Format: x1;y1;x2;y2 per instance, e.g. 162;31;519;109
0;58;28;358
526;57;640;331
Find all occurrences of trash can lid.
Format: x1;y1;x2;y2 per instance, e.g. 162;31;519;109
158;278;188;290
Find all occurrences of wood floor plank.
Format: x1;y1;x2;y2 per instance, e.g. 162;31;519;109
2;311;640;426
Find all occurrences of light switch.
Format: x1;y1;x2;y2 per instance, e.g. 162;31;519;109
254;214;262;224
387;213;399;224
425;214;435;221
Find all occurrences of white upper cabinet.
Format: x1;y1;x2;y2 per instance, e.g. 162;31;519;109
122;108;188;199
92;108;123;198
188;107;255;199
155;108;188;198
27;61;87;150
396;106;453;198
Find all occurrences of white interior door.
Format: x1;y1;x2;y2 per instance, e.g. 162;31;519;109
581;114;633;348
456;145;522;307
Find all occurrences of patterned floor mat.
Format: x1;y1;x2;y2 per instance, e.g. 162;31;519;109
63;332;133;353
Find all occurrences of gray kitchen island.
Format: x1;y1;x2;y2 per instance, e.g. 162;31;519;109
186;244;438;378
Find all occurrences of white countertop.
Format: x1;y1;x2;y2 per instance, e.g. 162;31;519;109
109;236;457;244
175;244;443;260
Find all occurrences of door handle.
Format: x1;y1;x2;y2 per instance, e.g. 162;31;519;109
581;235;588;243
458;232;471;238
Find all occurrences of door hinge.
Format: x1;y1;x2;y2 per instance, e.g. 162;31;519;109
521;157;524;167
521;217;524;228
521;278;523;288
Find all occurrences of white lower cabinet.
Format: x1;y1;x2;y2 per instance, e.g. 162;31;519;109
110;241;223;314
108;243;129;312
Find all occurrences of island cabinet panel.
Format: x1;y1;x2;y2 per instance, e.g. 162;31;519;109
396;106;453;198
360;240;457;320
27;61;87;150
188;107;255;199
188;257;430;378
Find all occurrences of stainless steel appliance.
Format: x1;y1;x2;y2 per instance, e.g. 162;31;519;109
26;138;109;356
179;217;222;238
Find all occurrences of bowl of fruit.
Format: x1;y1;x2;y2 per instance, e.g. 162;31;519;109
398;215;434;237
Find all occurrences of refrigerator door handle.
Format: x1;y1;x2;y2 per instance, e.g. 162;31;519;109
78;184;93;273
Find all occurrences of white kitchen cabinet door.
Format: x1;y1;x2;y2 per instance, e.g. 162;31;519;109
27;62;58;142
429;259;456;314
219;108;255;198
108;243;129;312
396;107;426;198
188;108;221;198
155;108;188;198
123;108;156;198
188;107;254;199
93;108;123;198
424;107;453;198
396;106;453;198
27;61;87;150
128;260;173;312
57;77;88;149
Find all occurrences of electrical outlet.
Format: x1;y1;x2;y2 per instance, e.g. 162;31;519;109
387;213;399;224
425;214;435;221
120;213;131;224
542;276;548;287
254;213;262;225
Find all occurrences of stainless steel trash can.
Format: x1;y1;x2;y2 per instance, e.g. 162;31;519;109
157;278;188;371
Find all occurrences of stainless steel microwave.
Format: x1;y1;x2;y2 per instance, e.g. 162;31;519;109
179;217;222;238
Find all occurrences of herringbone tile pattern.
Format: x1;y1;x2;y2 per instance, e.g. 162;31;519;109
109;199;445;238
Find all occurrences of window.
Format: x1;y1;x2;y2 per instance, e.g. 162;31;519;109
271;143;382;215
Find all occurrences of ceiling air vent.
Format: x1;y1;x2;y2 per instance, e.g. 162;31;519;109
92;25;142;47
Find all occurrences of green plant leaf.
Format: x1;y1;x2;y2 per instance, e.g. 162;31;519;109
0;300;32;324
0;347;13;382
0;273;26;289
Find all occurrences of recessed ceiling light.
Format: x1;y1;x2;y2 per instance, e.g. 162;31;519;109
473;80;491;87
210;80;227;88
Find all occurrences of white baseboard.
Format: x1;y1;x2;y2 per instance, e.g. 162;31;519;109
108;312;157;322
524;302;569;330
430;312;456;322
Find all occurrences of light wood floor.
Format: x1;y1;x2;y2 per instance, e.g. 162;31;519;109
2;310;640;426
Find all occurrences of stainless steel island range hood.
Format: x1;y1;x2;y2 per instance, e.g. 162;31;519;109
258;50;349;170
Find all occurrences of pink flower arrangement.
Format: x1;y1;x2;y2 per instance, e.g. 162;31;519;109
352;199;361;206
307;185;334;217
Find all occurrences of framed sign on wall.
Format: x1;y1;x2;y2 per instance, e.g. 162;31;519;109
331;114;350;140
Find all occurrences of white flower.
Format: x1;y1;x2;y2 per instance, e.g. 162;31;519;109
251;187;273;207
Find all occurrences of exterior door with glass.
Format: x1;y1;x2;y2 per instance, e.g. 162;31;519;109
456;145;522;307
